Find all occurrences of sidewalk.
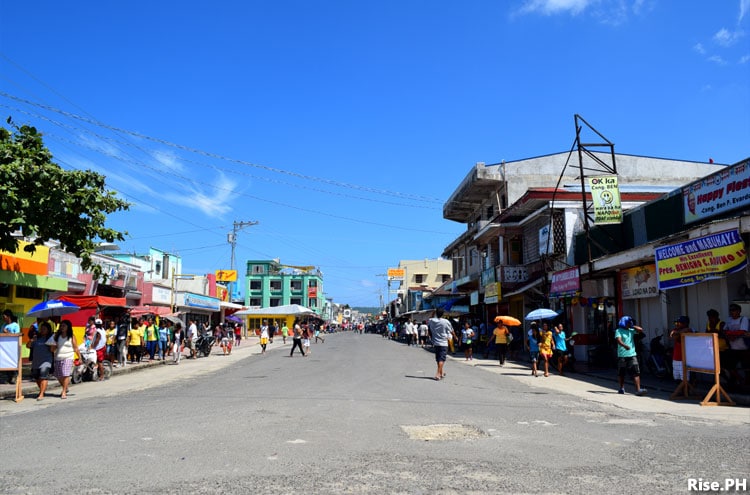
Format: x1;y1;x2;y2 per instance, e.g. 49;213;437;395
0;336;262;401
457;351;750;412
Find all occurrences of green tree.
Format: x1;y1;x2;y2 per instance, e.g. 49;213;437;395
0;120;129;279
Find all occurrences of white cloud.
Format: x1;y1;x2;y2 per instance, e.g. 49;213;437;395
161;172;237;219
151;150;185;173
693;42;706;55
714;27;745;46
360;279;375;288
740;54;750;63
707;55;727;65
519;0;593;16
741;0;749;23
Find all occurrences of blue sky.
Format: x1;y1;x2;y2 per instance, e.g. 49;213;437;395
1;0;748;307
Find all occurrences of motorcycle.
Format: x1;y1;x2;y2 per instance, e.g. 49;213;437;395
645;333;672;378
72;344;113;383
194;332;215;357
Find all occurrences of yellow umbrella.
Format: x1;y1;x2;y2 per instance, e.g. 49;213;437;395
494;315;522;326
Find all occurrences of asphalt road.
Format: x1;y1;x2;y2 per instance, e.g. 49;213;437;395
1;333;748;494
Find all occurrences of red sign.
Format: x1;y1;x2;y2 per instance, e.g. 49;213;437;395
308;287;318;298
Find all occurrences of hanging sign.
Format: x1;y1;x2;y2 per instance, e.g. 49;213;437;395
550;267;580;296
620;264;658;299
683;159;750;224
655;229;747;290
589;176;622;224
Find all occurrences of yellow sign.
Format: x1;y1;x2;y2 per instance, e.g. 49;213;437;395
387;268;405;280
589;175;622;224
484;282;501;304
215;269;237;282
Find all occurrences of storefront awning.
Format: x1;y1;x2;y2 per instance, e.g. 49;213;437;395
504;278;544;298
58;295;128;309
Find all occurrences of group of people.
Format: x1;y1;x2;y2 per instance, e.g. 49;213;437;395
5;313;246;400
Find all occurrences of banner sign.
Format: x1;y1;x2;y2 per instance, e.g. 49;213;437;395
589;176;622;224
484;282;501;304
215;269;237;282
538;224;551;255
655;229;747;290
549;267;580;296
387;268;405;281
620;264;658;299
683;159;750;224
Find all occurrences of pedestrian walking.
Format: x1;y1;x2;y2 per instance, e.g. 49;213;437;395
428;308;457;381
290;323;305;357
281;322;289;344
260;323;269;354
538;323;554;377
48;320;78;399
302;325;311;355
315;324;325;343
172;323;183;364
27;321;54;400
461;321;475;361
615;316;647;395
527;323;540;377
492;322;510;366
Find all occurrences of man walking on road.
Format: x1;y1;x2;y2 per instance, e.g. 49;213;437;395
428;308;457;381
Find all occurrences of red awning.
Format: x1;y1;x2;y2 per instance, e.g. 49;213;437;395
129;305;172;316
58;295;128;309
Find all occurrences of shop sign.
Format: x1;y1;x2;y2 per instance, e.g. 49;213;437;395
503;265;529;283
184;293;221;311
480;267;496;286
539;225;551;255
152;286;171;305
387;268;405;281
550;267;580;296
620;265;658;299
470;291;479;306
655;229;747;290
589;175;622;224
683;159;750;224
484;282;500;304
215;269;237;282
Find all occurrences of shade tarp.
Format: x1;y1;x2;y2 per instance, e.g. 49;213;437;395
233;304;315;317
129;305;172;316
58;295;128;309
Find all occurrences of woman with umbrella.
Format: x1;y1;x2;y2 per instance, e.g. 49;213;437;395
492;317;514;366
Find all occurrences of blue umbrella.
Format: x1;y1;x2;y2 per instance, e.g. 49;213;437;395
524;308;559;321
26;299;80;318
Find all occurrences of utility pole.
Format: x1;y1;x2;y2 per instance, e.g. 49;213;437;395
228;220;258;303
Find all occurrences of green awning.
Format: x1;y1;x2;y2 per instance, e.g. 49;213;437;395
0;271;68;291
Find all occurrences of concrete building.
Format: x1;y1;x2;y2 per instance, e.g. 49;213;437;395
244;259;324;315
441;151;727;336
392;258;453;315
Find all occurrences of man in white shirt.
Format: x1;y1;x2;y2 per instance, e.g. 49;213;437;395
187;319;198;359
428;308;457;381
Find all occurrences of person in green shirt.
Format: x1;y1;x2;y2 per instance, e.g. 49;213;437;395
614;316;647;396
144;317;159;360
281;323;289;344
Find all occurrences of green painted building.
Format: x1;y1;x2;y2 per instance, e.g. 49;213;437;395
244;260;324;315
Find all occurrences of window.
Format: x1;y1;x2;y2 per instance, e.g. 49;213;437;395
290;280;302;291
290;297;302;305
154;260;162;277
485;204;494;219
441;274;451;283
309;298;317;308
248;298;261;306
270;280;282;291
249;280;262;291
415;274;425;284
15;286;43;300
0;284;9;298
270;298;281;307
251;265;266;274
308;280;317;288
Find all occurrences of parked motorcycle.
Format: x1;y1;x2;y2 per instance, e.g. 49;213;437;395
645;333;672;378
72;344;113;383
195;333;215;357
